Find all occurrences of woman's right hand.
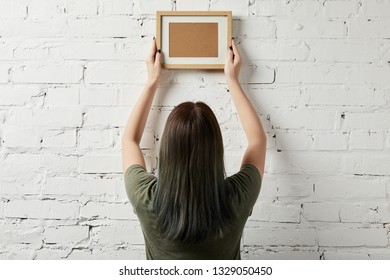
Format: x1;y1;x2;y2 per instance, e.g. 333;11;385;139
224;38;242;84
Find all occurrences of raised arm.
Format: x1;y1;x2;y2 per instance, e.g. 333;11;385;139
224;39;267;178
121;39;162;173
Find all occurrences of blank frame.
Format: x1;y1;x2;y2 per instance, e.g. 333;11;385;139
156;11;232;69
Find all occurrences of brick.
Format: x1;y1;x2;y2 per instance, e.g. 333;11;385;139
80;87;117;105
0;0;28;18
133;0;172;15
244;228;316;246
12;64;83;84
350;131;384;150
0;224;43;245
7;108;83;128
303;86;385;107
256;0;321;17
275;131;314;151
0;65;9;83
44;226;89;244
307;40;381;63
0;86;41;106
345;154;390;176
276;175;313;197
324;248;390;260
45;87;79;106
237;64;275;84
242;38;309;61
345;112;390;130
79;129;114;149
233;18;275;38
340;203;390;223
269;110;337;130
35;248;69;260
318;228;388;247
2;125;41;148
27;0;66;17
362;0;390;17
324;0;358;18
83;107;129;127
68;18;140;38
302;203;340;222
42;155;78;173
253;203;301;223
176;0;209;10
41;130;77;148
44;176;126;199
0;18;67;38
68;0;98;15
247;248;320;260
5;200;79;219
245;86;301;108
51;42;117;60
78;154;122;173
349;18;390;38
99;0;133;15
276;18;345;38
97;224;144;244
315;178;386;198
210;0;248;17
66;249;92;260
1;154;43;195
91;247;145;260
0;42;14;60
277;63;349;84
80;202;135;220
0;201;3;217
85;62;145;84
268;151;343;174
314;132;348;151
12;39;52;60
349;65;390;86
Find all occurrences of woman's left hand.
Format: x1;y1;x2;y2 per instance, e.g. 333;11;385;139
146;38;162;87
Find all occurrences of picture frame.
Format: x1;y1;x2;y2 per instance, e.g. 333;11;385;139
156;11;232;69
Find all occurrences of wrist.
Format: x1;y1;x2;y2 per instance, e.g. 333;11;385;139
146;79;159;90
227;78;240;88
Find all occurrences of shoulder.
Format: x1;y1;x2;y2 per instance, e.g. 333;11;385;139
124;164;157;209
226;164;261;190
225;164;262;207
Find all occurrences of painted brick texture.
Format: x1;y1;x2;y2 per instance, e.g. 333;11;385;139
0;0;389;260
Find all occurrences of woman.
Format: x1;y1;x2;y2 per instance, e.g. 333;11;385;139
122;38;267;259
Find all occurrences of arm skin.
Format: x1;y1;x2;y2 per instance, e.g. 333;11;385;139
224;39;267;178
121;39;162;173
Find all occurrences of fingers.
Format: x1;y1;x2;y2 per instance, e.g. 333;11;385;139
231;38;241;62
148;37;158;62
155;49;162;65
227;45;234;63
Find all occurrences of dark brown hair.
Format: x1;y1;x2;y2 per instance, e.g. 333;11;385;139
153;102;236;243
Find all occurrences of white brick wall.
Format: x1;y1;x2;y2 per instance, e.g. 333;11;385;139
0;0;389;260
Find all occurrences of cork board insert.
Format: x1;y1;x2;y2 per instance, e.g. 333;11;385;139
169;23;218;58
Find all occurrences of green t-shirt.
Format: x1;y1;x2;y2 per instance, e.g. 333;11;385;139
124;164;261;260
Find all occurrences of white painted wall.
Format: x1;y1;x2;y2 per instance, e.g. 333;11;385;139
0;0;389;260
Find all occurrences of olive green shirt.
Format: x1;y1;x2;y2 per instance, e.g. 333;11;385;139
124;164;261;260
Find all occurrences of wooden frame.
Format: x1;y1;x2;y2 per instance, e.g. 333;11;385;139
156;11;232;69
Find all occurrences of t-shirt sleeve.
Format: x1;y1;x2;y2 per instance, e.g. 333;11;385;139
226;164;262;217
124;164;157;211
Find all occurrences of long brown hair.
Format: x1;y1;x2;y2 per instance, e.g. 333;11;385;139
153;102;237;243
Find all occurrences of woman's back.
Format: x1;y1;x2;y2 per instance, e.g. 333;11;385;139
125;164;261;260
